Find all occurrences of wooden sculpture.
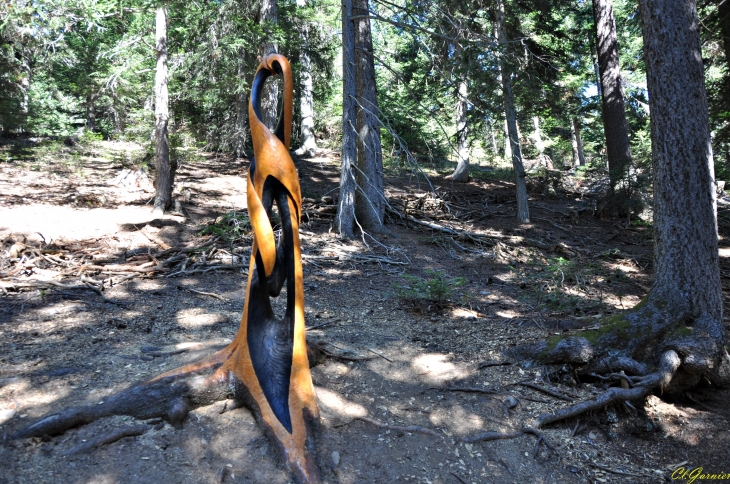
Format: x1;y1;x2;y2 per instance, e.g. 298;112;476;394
13;54;320;484
231;53;320;482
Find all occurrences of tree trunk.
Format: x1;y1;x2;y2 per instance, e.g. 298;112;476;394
352;0;385;232
259;0;279;130
532;116;551;169
570;118;580;168
524;0;730;395
502;116;512;162
573;117;586;167
593;0;632;188
488;117;498;155
496;0;529;223
449;78;470;182
295;0;317;157
640;0;722;339
86;94;96;132
153;5;173;216
719;0;730;71
233;52;249;158
336;0;357;239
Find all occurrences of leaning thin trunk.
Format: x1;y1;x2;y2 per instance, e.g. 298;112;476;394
593;0;632;188
259;0;279;129
336;0;357;238
352;0;385;232
449;78;470;182
496;0;529;223
153;5;172;216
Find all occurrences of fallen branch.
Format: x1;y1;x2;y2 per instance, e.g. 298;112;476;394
587;461;651;478
460;430;523;443
430;386;502;395
354;416;440;436
64;424;148;455
176;285;226;301
517;382;574;401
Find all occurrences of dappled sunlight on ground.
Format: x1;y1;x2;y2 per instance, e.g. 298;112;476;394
412;353;470;385
175;308;228;329
429;404;485;436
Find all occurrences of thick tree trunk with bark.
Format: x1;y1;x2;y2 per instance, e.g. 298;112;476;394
593;0;632;187
153;5;173;216
295;0;317;157
496;0;529;223
517;0;730;413
448;78;470;182
336;0;357;239
352;0;385;232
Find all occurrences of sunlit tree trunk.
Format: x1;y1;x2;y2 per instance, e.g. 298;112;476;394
336;0;357;238
233;52;249;158
532;116;551;169
496;0;529;223
449;78;470;182
571;117;586;167
295;0;317;157
593;0;632;188
352;0;385;232
153;5;173;216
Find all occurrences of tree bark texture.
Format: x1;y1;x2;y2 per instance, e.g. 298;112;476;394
336;0;357;238
496;0;529;223
153;5;172;215
352;0;385;231
639;0;722;337
593;0;632;187
259;0;279;130
449;78;470;182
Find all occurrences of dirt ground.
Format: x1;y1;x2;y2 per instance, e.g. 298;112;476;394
1;140;729;484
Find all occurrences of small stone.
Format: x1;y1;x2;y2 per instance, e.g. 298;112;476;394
331;451;341;467
588;432;596;440
0;409;16;425
504;396;518;409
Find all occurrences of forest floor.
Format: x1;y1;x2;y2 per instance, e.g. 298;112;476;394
1;139;729;484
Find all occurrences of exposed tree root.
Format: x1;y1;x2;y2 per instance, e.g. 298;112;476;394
533;350;680;428
12;347;234;440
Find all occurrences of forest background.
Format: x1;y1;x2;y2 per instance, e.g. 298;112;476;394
5;0;728;190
